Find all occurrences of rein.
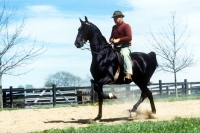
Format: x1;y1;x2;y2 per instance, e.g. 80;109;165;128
80;22;112;54
81;41;112;54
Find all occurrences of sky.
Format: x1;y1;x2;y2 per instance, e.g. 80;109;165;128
2;0;200;88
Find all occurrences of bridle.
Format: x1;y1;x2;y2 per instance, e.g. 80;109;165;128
80;22;112;54
81;42;112;54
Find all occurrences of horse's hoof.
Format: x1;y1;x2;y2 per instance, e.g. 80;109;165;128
129;109;133;112
89;119;100;123
128;110;137;119
93;118;101;122
95;119;100;123
108;93;117;99
94;115;102;122
88;119;95;124
129;108;136;112
152;110;156;114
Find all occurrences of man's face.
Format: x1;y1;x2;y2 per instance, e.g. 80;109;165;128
113;16;123;25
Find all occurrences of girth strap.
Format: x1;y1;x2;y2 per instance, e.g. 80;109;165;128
109;51;122;84
115;51;123;66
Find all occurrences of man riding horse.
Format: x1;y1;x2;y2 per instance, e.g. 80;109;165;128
110;11;133;83
74;14;158;121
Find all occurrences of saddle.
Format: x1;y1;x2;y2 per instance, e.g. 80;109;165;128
109;50;123;84
109;48;134;84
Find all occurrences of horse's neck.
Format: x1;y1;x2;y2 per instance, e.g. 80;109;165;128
89;32;108;53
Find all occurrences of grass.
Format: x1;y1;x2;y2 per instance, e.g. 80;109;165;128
31;117;200;133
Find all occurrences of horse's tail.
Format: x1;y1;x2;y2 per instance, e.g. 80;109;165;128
149;52;158;67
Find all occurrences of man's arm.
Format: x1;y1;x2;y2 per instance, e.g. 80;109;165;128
119;24;132;42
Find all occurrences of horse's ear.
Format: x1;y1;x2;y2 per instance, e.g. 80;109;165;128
79;18;83;24
85;16;89;22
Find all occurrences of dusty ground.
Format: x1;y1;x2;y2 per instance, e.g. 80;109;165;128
0;100;200;133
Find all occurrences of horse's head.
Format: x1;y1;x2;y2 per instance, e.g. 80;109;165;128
74;16;91;48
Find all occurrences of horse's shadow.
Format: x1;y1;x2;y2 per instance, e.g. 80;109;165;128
44;117;132;124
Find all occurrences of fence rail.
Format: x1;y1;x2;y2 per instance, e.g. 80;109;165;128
2;79;200;108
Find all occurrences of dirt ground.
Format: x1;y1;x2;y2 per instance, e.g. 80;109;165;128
0;100;200;133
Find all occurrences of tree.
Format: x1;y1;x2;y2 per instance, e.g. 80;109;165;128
45;71;84;87
82;74;93;86
18;84;34;89
18;85;24;88
147;12;197;97
25;84;34;89
0;1;46;108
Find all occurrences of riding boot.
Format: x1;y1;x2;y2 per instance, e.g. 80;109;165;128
124;73;132;82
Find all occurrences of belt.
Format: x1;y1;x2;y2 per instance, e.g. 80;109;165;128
114;44;129;49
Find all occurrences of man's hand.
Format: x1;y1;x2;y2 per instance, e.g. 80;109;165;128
110;38;114;43
113;38;120;43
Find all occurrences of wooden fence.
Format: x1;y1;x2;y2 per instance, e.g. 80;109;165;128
2;79;200;108
3;85;92;108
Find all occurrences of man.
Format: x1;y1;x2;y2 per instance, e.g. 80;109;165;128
109;10;133;82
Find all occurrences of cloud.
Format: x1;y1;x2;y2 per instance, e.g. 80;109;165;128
20;5;87;44
22;17;79;44
26;5;58;13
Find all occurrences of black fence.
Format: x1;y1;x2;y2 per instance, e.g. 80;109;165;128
2;79;200;108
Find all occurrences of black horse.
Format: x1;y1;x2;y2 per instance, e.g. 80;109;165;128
74;16;158;121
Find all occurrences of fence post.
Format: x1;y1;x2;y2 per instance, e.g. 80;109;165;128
184;79;188;96
74;88;77;104
182;84;184;96
52;84;56;107
166;86;169;96
159;80;162;98
10;86;13;108
126;84;130;99
24;88;27;106
3;91;6;107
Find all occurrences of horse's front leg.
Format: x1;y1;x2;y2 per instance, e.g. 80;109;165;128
91;78;117;99
91;76;115;121
92;83;103;121
94;92;103;121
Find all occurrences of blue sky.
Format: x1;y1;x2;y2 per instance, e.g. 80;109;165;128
3;0;200;88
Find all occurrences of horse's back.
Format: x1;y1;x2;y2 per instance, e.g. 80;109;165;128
130;51;157;74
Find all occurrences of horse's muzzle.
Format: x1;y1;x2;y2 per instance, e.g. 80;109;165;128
74;41;83;48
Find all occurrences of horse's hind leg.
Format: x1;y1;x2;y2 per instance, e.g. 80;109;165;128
146;88;156;114
131;86;156;114
131;91;147;112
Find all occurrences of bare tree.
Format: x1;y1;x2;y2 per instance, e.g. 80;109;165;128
147;12;197;97
82;74;93;86
45;71;84;87
0;1;46;108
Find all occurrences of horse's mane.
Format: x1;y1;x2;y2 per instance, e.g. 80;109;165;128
90;22;109;44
